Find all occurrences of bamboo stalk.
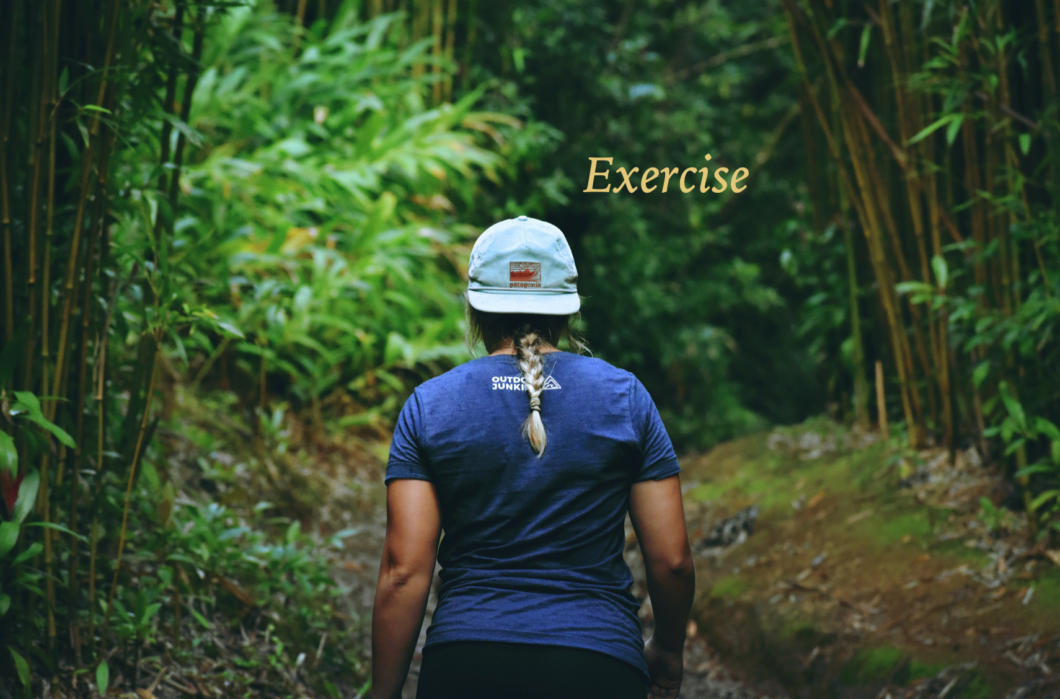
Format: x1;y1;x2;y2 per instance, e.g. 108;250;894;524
432;0;444;102
792;0;920;444
48;0;123;420
443;0;457;101
784;0;914;440
399;0;408;48
876;360;889;445
23;0;47;391
959;70;988;290
996;4;1034;306
190;336;231;389
840;213;869;431
98;337;160;658
800;81;828;234
152;3;185;247
86;238;116;656
40;0;62;657
460;0;475;94
0;0;18;343
85;0;123;656
845;96;926;436
1035;0;1058;100
412;0;428;77
920;85;954;453
830;51;931;439
68;123;113;663
840;99;918;447
881;0;940;432
164;14;205;239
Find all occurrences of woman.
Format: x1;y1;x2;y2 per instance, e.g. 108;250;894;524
370;216;695;699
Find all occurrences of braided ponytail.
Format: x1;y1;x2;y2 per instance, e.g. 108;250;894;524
515;327;547;456
466;306;590;457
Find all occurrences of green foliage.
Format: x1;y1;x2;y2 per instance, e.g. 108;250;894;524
9;392;75;448
976;497;1018;537
465;0;819;448
2;0;1059;690
134;2;522;422
96;661;109;698
0;0;519;692
9;647;31;699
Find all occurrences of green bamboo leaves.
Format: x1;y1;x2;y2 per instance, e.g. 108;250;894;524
9;392;74;448
907;112;964;147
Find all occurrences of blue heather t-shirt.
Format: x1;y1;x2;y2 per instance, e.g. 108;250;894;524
384;351;681;682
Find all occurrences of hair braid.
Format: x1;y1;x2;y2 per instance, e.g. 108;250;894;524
516;327;547;456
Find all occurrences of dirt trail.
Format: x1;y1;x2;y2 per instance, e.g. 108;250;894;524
329;456;773;699
326;418;1060;698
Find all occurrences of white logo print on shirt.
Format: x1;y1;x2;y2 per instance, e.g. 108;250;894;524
491;375;561;391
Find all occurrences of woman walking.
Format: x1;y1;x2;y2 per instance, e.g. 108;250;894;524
370;216;696;699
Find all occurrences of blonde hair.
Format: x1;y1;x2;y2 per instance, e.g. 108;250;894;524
466;304;588;457
516;330;547;455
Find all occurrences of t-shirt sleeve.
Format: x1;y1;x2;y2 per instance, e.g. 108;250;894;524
384;390;432;485
628;374;682;482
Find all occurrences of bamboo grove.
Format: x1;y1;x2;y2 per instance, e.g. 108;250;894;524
782;0;1060;539
0;0;491;694
0;0;230;687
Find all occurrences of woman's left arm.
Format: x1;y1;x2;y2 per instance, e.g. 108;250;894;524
371;479;442;699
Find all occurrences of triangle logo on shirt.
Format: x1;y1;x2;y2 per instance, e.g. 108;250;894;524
543;376;561;390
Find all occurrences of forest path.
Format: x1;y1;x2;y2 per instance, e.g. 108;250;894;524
327;417;1060;698
327;450;770;699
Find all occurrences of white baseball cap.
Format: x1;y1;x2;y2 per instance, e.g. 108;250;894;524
466;215;580;315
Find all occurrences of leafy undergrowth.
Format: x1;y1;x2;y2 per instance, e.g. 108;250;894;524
17;385;390;699
683;417;1060;698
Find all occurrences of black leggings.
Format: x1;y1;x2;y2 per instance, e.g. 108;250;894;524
415;641;648;699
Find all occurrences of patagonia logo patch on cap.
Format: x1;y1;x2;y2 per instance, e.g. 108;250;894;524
466;216;580;315
509;261;541;288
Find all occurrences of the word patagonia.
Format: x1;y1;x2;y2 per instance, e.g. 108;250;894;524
583;155;749;194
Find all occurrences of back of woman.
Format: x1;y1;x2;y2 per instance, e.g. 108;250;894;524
371;217;695;699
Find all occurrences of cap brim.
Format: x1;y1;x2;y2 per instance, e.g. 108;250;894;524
467;289;581;315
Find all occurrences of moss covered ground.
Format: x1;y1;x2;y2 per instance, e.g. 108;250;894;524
681;419;1060;698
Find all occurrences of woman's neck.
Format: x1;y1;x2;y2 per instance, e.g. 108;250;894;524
488;339;560;356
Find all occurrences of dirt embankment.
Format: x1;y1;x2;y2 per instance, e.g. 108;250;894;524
676;419;1060;699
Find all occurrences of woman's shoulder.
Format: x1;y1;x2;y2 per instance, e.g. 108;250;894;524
556;351;630;376
413;354;515;393
411;352;637;397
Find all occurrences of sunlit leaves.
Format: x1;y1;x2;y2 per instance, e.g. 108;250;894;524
139;2;506;415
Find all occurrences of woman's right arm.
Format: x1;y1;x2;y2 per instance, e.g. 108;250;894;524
629;474;695;698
